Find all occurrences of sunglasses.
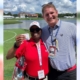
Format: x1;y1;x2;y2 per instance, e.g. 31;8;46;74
30;28;41;32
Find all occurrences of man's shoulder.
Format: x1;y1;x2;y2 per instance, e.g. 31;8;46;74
41;25;49;33
41;25;49;40
61;20;75;26
60;20;76;33
42;25;48;30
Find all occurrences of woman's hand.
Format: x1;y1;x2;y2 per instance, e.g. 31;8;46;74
15;34;26;47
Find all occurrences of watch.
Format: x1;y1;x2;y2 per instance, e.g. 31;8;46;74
14;43;19;48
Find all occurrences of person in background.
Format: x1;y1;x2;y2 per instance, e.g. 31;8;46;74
6;21;49;80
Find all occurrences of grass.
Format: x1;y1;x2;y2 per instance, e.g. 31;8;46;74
77;13;80;19
4;29;30;80
4;17;43;20
0;45;3;54
4;17;43;24
4;19;22;24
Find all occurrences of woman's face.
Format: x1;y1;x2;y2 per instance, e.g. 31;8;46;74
30;25;42;40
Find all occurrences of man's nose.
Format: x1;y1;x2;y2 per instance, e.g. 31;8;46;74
48;13;52;18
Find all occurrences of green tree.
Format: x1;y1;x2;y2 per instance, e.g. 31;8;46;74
3;12;6;15
7;12;12;15
13;14;18;17
25;15;28;17
36;13;42;18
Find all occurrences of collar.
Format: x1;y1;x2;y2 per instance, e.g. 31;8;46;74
29;38;44;46
48;19;61;30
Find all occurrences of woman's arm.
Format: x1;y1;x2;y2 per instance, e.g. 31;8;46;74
6;46;17;59
6;34;26;60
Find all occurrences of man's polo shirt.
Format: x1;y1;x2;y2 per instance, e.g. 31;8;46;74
15;39;49;77
41;19;76;71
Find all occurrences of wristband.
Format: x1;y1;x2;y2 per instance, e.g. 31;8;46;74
14;43;19;48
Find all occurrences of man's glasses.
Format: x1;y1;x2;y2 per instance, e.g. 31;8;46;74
30;28;41;33
42;2;53;7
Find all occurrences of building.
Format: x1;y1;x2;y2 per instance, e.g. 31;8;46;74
64;16;75;18
3;15;14;19
19;12;26;18
18;12;38;18
31;14;38;17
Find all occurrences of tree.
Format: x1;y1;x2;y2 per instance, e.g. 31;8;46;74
3;12;6;15
38;13;42;18
7;12;12;15
25;15;28;17
13;14;18;17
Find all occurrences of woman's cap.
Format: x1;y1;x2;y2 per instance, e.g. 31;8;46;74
30;21;41;29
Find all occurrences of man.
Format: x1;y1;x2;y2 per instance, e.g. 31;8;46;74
7;3;76;80
41;3;76;80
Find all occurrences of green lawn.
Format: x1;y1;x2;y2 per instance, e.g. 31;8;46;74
4;19;22;24
4;29;30;80
0;45;3;54
77;13;80;19
4;17;43;24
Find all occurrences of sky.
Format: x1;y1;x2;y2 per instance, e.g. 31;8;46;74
3;0;76;14
77;0;80;12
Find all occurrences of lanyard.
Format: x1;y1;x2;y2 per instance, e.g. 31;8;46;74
49;21;61;45
36;43;42;66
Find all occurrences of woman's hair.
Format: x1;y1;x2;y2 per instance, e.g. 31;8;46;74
42;3;56;14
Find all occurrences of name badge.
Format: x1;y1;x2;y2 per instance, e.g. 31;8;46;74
38;70;45;79
49;46;57;57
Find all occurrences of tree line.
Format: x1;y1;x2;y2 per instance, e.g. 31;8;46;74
37;13;76;18
4;12;76;18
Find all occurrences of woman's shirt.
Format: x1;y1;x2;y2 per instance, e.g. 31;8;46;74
15;38;49;77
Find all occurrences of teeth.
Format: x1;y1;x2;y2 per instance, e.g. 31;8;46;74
34;33;38;36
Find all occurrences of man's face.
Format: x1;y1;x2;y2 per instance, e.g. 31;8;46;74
43;7;58;27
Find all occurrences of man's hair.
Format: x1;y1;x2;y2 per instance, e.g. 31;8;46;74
42;3;56;14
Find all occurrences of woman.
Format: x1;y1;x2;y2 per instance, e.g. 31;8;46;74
6;21;49;80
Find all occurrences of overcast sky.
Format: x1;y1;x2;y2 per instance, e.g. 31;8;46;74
3;0;76;14
77;0;80;12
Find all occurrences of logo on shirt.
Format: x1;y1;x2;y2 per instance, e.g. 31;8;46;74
60;34;63;36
